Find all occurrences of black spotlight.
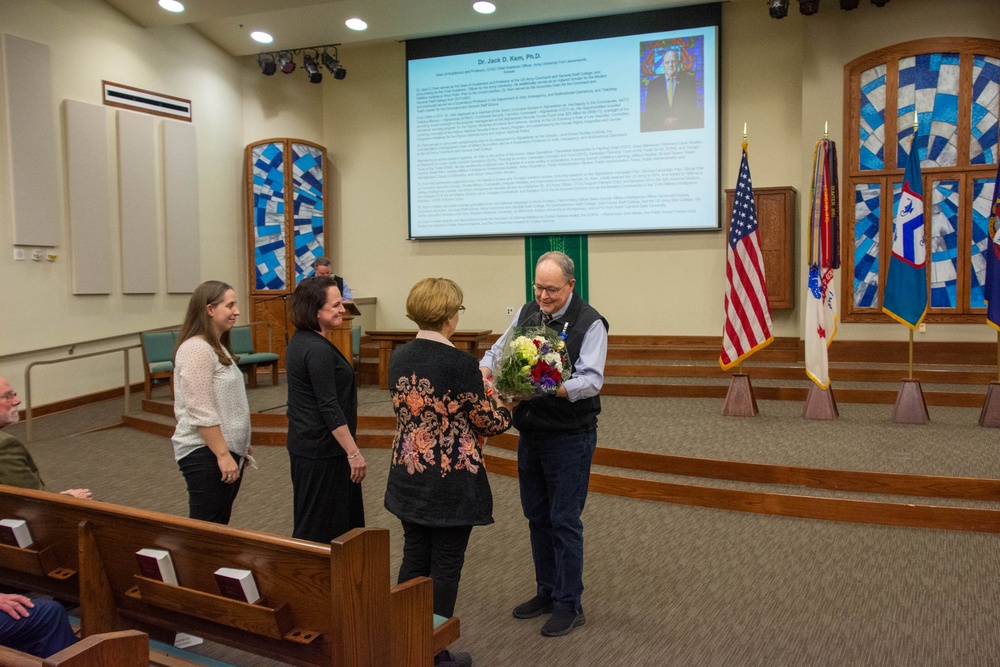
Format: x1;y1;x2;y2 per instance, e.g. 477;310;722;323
768;0;789;18
871;0;890;5
322;50;347;80
840;0;859;8
799;0;819;15
303;54;322;83
277;51;296;74
258;55;276;76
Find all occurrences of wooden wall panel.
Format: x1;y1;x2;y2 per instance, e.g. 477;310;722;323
725;186;796;309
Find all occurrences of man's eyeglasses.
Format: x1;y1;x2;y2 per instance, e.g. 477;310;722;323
0;391;16;401
532;282;569;296
457;306;466;312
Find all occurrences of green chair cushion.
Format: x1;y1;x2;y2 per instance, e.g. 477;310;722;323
149;361;174;374
142;331;177;365
237;353;279;366
433;614;448;629
230;326;255;355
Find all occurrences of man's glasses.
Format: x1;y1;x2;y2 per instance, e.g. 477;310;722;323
0;391;17;401
532;282;569;296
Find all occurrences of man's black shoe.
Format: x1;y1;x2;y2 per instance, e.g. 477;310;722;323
540;609;585;637
511;595;554;619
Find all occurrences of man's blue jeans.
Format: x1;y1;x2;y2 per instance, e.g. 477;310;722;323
517;428;597;613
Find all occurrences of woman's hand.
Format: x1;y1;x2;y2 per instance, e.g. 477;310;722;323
218;452;240;483
348;452;367;484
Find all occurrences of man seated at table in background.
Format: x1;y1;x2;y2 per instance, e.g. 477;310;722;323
0;377;92;499
313;257;353;300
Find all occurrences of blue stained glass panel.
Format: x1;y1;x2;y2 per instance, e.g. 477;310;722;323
252;142;286;290
970;178;997;308
291;143;325;285
854;184;881;308
859;64;886;171
897;53;960;169
929;180;959;308
970;55;1000;166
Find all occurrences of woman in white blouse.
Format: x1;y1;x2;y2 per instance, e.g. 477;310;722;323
172;281;251;524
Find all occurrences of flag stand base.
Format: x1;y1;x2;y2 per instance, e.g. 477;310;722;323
803;383;838;420
722;374;758;417
891;379;929;424
978;382;1000;428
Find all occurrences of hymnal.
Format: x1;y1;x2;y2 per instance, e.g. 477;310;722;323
135;548;178;585
214;567;260;604
0;519;33;548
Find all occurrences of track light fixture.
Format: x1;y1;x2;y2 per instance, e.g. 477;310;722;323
277;51;295;74
257;44;347;82
768;0;789;18
770;0;888;16
258;55;276;76
303;53;322;84
321;48;347;80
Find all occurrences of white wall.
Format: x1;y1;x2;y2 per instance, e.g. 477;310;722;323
0;0;245;404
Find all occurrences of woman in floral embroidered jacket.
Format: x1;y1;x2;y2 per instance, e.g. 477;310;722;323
386;278;512;662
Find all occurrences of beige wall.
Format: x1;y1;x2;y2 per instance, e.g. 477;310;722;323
1;0;999;405
0;0;245;403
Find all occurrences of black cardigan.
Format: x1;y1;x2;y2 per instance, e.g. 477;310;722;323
384;339;511;527
285;329;357;458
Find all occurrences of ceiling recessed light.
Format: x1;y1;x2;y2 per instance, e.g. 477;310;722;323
473;1;496;14
158;0;184;12
345;18;368;31
250;31;273;44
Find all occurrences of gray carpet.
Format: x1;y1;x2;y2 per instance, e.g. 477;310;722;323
7;387;1000;666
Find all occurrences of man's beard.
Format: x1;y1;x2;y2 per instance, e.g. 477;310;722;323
2;407;17;427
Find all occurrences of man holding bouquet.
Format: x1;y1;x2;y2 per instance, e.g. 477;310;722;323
480;251;608;638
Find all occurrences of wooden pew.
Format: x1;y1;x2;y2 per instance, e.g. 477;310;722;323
0;487;459;666
366;329;492;388
0;630;148;667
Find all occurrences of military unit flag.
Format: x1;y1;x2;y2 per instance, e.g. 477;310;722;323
720;148;773;370
882;144;928;329
985;160;1000;331
805;138;840;388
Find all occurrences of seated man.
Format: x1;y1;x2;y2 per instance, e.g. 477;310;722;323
313;257;353;300
0;593;78;658
0;377;91;499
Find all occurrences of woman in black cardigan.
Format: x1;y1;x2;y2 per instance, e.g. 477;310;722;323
386;278;512;667
285;276;366;543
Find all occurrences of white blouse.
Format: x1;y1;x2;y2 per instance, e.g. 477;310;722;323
171;337;251;463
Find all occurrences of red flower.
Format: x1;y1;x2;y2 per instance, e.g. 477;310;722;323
531;360;551;382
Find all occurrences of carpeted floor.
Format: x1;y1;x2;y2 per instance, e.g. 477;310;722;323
7;386;1000;666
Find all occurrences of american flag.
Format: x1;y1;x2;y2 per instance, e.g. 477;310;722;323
720;148;773;369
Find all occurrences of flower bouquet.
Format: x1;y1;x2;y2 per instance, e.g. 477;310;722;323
493;319;573;401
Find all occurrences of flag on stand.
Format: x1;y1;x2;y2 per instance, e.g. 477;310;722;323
882;144;927;329
805;138;840;388
985;160;1000;331
720;147;773;370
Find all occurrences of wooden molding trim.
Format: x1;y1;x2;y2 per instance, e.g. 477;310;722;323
483;453;1000;534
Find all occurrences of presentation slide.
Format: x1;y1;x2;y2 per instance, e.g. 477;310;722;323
406;16;719;240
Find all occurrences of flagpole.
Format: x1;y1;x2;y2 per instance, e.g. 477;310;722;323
738;122;747;379
996;331;999;383
908;329;914;379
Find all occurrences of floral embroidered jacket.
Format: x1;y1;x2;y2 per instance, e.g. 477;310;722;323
385;339;512;527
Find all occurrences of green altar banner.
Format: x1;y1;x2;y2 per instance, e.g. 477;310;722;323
523;235;589;303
